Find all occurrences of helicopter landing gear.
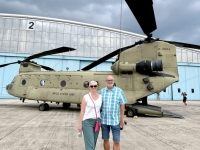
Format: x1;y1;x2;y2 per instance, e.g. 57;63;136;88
20;98;25;103
45;103;49;110
39;103;49;111
125;108;136;117
63;103;71;109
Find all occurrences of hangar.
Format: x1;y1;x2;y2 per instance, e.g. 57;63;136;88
0;13;200;100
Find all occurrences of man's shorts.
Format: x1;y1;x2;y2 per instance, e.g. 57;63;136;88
101;124;120;142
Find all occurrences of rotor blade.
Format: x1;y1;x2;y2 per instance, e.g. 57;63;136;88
81;44;136;71
40;65;54;71
164;40;200;50
24;46;76;61
125;0;157;36
0;61;20;68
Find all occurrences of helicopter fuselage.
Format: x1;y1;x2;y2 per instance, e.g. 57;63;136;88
4;41;179;116
6;69;178;105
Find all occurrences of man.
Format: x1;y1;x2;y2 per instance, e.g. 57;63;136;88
99;75;127;150
156;92;160;100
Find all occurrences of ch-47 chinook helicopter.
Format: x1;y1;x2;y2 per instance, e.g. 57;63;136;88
1;0;200;118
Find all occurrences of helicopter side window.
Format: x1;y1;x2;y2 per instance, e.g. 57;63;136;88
83;81;89;88
121;71;133;75
40;80;45;86
60;80;66;87
127;71;133;75
121;71;127;74
21;79;26;85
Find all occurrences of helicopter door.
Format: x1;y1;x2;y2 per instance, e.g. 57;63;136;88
19;76;29;95
65;75;82;89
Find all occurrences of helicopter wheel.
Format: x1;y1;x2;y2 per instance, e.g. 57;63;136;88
39;103;49;111
125;108;136;117
45;103;49;110
39;103;45;111
63;103;71;109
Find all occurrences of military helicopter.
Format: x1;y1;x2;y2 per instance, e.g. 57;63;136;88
1;0;200;118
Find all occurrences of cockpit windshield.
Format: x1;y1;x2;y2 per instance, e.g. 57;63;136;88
11;77;16;83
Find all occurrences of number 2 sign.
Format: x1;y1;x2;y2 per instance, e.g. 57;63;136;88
27;21;35;30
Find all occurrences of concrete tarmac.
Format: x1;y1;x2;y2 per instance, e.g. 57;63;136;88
0;99;200;150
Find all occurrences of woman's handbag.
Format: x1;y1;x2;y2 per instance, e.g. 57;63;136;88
94;120;101;132
88;94;101;132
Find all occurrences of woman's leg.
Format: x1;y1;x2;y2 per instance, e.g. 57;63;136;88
94;118;100;147
183;97;187;106
94;128;99;148
82;119;97;150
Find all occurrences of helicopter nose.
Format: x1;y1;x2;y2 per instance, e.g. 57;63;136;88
6;84;9;90
6;84;13;91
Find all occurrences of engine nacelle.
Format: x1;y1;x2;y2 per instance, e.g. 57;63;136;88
136;60;163;74
111;60;163;75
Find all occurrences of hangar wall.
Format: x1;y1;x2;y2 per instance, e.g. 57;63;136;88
148;62;200;100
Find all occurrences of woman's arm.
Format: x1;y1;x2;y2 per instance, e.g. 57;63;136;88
78;98;86;132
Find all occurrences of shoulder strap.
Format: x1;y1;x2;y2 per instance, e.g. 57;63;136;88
88;94;98;120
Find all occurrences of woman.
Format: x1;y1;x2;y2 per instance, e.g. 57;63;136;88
182;92;187;106
78;81;102;150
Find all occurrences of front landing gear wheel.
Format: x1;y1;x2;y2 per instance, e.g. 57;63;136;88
125;108;136;117
39;103;49;111
45;103;49;110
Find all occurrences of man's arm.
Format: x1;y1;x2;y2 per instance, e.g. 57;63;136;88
119;89;127;128
120;104;125;128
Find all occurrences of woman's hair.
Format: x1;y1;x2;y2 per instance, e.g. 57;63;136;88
89;80;98;86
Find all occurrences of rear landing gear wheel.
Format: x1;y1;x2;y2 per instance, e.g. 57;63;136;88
125;108;136;117
63;103;71;109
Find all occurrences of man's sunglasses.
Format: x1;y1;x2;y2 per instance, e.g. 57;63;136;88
90;85;97;88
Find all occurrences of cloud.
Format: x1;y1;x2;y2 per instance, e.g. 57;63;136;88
0;0;200;45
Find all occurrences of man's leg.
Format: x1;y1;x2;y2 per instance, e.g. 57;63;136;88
102;124;110;150
104;139;110;150
113;142;120;150
111;124;120;150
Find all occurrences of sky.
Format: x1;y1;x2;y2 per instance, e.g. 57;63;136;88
0;0;200;45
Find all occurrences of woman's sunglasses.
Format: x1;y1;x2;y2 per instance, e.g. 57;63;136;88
90;85;97;88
